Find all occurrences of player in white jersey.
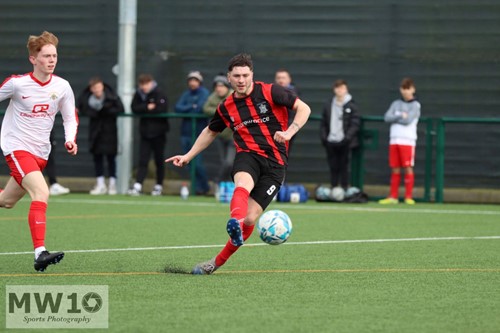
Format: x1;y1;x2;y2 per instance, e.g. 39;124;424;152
379;78;420;205
0;31;78;271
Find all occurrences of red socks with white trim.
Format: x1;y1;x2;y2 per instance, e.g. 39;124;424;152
29;201;47;257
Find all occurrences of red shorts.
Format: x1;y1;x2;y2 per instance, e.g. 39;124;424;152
389;144;415;168
5;151;48;186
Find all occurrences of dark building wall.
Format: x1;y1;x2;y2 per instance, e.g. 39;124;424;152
1;0;499;188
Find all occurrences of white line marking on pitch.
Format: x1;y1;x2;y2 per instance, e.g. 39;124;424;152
0;236;498;256
46;197;500;216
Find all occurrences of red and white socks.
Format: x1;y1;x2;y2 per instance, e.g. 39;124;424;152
28;201;47;259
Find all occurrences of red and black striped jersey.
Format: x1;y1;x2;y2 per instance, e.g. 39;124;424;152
209;81;298;166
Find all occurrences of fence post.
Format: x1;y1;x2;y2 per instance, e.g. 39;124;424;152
435;119;445;203
351;118;365;190
423;118;434;202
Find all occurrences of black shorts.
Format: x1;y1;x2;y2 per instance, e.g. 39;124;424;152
231;152;286;210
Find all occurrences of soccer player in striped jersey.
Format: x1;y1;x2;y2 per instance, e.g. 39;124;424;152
166;53;311;274
0;31;78;271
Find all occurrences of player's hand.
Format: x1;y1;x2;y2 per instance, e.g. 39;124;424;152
274;131;292;144
165;155;190;167
65;141;78;155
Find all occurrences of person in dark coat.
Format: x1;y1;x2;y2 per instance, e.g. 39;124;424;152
77;77;124;195
320;79;360;190
128;74;169;196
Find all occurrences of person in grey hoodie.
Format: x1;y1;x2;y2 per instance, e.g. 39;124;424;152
379;78;420;205
320;79;360;190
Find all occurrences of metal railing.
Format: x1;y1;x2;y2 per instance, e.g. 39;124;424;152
1;110;498;202
435;117;500;203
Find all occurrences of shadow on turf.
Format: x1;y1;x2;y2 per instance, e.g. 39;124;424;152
161;264;191;275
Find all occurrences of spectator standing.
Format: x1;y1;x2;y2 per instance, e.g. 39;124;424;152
320;79;360;190
128;74;169;196
379;78;420;205
203;74;234;183
175;71;210;195
274;69;299;153
77;77;124;195
46;130;70;196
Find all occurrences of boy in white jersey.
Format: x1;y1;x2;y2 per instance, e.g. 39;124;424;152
0;31;78;271
379;78;420;205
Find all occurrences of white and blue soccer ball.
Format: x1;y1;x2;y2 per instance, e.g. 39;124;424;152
330;186;345;202
257;210;293;245
315;185;331;201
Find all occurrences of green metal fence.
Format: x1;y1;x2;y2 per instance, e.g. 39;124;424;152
435;117;500;203
1;110;498;202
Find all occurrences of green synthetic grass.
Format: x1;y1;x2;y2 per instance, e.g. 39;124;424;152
1;194;499;332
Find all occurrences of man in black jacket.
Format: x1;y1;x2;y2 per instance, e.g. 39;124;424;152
128;74;169;196
320;79;360;190
77;77;124;195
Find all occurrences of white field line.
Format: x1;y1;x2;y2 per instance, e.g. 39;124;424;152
44;197;500;216
0;236;499;256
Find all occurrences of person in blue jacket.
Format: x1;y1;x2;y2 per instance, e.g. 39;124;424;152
174;71;210;195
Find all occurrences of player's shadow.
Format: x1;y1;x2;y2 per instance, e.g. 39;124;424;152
161;264;191;275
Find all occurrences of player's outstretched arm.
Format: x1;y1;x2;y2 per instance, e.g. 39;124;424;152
165;126;218;167
274;99;311;144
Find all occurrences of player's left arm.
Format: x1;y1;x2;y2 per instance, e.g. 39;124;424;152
274;98;311;144
60;84;79;155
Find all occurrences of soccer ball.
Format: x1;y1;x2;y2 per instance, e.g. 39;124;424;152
345;186;360;198
315;185;331;201
331;186;345;202
257;210;293;245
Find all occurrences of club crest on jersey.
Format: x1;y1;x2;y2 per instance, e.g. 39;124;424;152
49;92;58;100
257;102;269;114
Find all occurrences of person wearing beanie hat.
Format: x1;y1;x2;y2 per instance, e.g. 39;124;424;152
187;70;203;83
175;70;210;195
203;73;234;184
212;74;230;88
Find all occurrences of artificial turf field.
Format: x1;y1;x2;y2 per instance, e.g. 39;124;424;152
0;194;499;333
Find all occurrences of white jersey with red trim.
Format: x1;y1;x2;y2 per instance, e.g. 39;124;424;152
0;73;78;159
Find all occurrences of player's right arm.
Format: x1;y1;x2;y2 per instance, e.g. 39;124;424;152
165;126;218;167
0;76;15;102
166;106;226;167
384;101;401;123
